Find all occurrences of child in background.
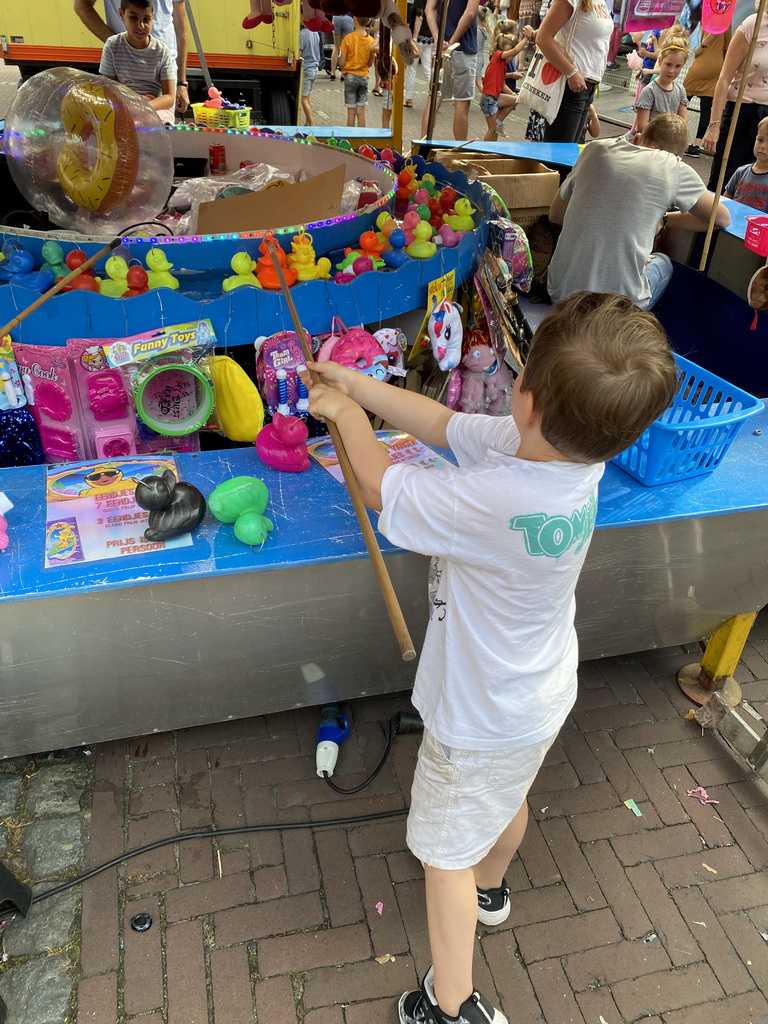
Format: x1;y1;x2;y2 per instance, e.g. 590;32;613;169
481;32;528;141
580;102;601;142
475;5;494;92
339;17;378;127
300;291;678;1024
99;0;175;124
635;34;689;134
725;116;768;211
299;25;321;126
637;28;661;85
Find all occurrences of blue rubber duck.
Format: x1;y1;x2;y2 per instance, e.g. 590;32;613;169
381;229;411;269
5;249;55;293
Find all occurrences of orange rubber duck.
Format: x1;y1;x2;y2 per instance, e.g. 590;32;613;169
256;234;297;289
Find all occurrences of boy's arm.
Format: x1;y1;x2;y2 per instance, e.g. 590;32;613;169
305;387;396;511
548;186;569;225
676;102;688;121
304;362;456;449
339;39;347;69
148;80;176;111
99;38;116;77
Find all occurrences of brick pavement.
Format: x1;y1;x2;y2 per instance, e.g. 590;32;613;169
63;616;768;1024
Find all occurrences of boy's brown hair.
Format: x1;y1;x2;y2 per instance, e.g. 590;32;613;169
520;291;678;463
640;112;688;154
120;0;153;10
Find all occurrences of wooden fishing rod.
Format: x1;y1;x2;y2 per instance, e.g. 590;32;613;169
0;237;122;338
266;239;417;663
699;0;768;271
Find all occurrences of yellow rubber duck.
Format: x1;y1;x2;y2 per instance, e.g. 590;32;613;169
405;221;437;260
443;198;476;233
287;232;332;281
146;247;180;290
223;251;262;291
100;255;130;298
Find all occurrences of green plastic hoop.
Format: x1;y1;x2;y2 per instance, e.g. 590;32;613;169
134;360;214;437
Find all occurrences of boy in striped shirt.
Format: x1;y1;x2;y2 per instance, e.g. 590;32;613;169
99;0;176;124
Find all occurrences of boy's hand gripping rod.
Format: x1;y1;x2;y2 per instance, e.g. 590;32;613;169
266;239;416;662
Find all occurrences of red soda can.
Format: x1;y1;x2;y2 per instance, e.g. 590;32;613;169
209;144;227;175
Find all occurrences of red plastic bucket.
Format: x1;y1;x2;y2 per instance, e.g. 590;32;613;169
745;216;768;257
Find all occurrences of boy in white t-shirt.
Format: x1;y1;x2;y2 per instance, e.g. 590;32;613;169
302;292;678;1024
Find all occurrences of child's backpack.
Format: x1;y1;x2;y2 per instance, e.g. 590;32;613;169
254;331;308;416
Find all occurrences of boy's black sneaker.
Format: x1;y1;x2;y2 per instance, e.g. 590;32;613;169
685;144;701;157
399;966;508;1024
476;879;510;926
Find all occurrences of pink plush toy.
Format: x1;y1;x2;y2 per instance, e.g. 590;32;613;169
255;413;310;472
458;344;514;415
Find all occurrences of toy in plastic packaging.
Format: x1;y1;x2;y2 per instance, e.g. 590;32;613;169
427;300;464;372
102;320;216;439
489;218;534;294
207;354;265;442
67;339;138;460
315;318;389;381
372;328;407;378
255;331;311;416
12;342;86;463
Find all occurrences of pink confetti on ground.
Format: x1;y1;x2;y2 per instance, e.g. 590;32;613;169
686;786;719;805
375;901;384;915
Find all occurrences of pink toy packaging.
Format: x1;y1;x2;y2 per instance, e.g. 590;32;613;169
12;343;87;463
67;339;138;460
255;331;310;416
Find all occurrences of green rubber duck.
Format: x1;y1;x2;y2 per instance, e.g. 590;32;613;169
209;476;274;547
222;252;262;292
40;241;69;281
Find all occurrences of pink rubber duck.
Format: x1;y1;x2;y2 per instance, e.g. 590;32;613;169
255;413;310;472
204;86;223;109
438;223;460;248
402;211;420;246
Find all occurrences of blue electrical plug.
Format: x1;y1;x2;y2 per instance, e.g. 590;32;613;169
315;703;349;778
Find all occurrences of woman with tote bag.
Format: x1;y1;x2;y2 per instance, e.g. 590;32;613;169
527;0;613;142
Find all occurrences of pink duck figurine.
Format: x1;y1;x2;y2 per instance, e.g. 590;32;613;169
402;211;420;246
255;413;310;472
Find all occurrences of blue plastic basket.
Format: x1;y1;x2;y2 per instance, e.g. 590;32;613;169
612;354;765;487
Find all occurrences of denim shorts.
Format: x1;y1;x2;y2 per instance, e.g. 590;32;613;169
344;73;369;107
406;728;558;870
333;14;354;36
480;93;499;116
302;66;318;96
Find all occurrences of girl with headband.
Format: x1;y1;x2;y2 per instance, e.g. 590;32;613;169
635;33;691;136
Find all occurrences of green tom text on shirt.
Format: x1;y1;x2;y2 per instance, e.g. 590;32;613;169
509;491;597;557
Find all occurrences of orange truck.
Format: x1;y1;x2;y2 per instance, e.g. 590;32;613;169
0;0;301;123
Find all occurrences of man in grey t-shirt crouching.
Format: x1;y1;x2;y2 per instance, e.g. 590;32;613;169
547;114;730;310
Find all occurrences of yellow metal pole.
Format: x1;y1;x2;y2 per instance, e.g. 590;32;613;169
677;612;758;706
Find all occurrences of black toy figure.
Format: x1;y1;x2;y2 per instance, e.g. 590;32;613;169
135;470;206;542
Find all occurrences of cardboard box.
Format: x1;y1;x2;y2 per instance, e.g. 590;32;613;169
196;164;344;235
429;150;559;214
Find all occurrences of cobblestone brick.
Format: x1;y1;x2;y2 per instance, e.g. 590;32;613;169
539;819;606;910
258;923;372;976
302;957;418;1009
671;887;754;995
76;971;117;1024
584;730;646;801
719;911;768;994
253;974;297;1024
516;909;622;963
662;991;768;1024
215;892;325;945
481;933;543;1024
123;897;163;1015
354;855;408;956
611;963;724;1020
315;828;364;927
625;863;700;967
166;919;209;1024
563;939;671;992
527;958;586;1024
610;823;703;867
654;846;754;888
583;840;651;938
165;871;254;922
210;946;254;1024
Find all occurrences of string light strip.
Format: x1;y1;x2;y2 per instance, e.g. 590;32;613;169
121;124;397;246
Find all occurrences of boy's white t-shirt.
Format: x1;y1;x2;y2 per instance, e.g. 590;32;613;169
378;413;604;751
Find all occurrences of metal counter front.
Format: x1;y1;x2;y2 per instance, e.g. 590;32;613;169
2;419;768;759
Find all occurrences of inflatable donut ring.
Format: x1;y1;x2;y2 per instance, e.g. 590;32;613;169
330;329;389;381
56;81;140;214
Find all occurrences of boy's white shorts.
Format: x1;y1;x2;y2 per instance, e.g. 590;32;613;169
406;728;558;871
